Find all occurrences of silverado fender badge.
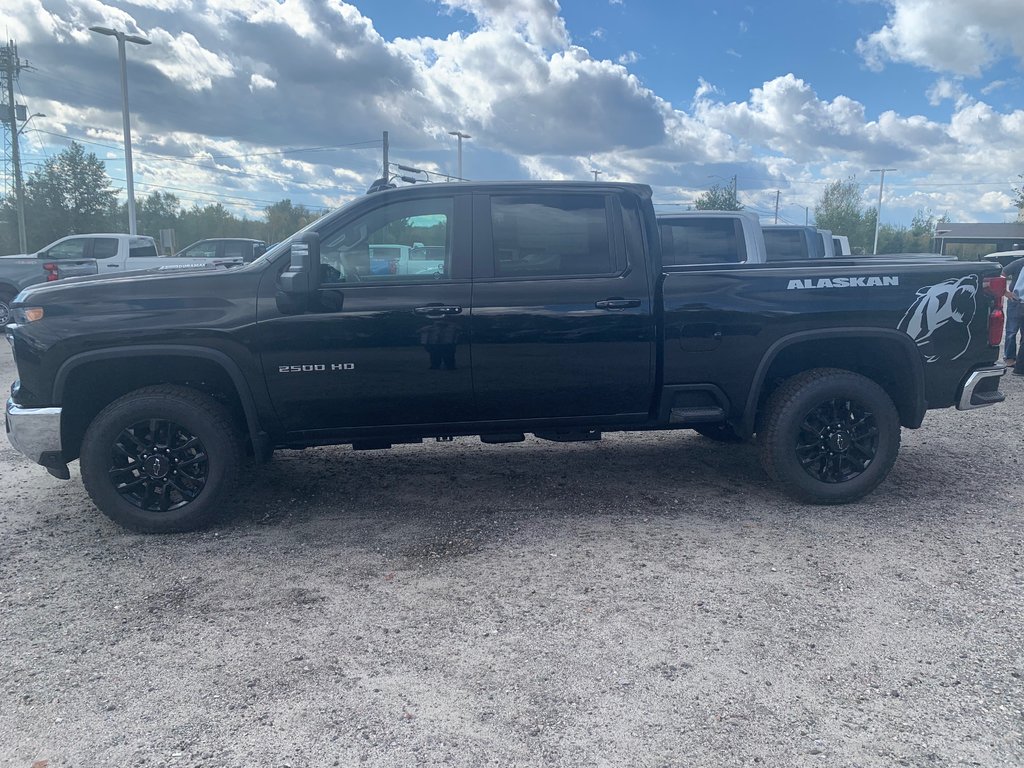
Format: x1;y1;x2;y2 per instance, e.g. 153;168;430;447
786;276;900;289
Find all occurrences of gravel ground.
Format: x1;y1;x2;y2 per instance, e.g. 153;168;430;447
1;344;1022;768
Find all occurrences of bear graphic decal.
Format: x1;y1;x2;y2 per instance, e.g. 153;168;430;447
897;275;979;363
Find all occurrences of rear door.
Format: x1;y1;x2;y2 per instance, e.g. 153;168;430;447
469;190;656;421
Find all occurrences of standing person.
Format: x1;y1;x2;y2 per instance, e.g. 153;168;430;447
1001;256;1024;368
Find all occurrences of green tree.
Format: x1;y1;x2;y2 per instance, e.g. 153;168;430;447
0;142;117;252
814;177;875;253
132;191;182;244
1014;174;1024;222
694;182;742;211
264;199;319;243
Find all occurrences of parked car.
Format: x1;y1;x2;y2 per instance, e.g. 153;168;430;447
5;181;1008;532
175;238;267;265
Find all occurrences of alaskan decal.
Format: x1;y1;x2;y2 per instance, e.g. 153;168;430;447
897;274;978;363
787;276;900;289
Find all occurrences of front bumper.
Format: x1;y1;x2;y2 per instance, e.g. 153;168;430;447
4;398;69;479
956;366;1006;411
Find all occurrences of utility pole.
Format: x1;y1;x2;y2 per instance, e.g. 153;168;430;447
774;190;780;224
870;168;896;255
447;130;470;180
591;169;602;182
89;27;151;236
805;206;809;225
1;40;29;252
382;130;389;182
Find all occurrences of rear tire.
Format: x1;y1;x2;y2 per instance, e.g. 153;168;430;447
80;385;242;532
759;368;900;504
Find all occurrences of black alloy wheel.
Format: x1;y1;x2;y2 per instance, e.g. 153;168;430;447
794;398;879;483
80;385;242;532
759;368;900;504
109;418;209;512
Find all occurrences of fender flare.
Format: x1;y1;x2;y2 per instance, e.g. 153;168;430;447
738;327;927;437
53;345;266;451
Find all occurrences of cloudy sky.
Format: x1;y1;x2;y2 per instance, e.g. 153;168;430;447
4;0;1024;226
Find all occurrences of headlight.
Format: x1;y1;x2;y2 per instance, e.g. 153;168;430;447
13;307;45;323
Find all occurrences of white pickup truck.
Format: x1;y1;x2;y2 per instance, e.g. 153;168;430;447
2;233;236;274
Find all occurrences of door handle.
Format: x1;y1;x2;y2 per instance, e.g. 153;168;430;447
414;304;463;316
595;298;641;310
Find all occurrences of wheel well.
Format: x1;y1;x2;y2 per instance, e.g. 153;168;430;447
59;356;249;461
0;282;18;298
752;337;921;431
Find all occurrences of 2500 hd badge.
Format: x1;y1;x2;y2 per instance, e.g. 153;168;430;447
278;363;356;373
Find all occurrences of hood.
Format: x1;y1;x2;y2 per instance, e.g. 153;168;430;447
15;261;250;302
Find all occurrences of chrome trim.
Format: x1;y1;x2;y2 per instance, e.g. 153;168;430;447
957;366;1006;410
5;398;62;464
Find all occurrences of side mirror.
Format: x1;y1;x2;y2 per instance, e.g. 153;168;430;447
276;232;320;314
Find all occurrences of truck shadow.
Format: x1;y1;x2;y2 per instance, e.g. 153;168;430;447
209;430;979;561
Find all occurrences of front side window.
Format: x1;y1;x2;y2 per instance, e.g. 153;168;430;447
490;194;614;278
660;219;745;266
177;241;217;259
319;198;453;283
45;239;88;260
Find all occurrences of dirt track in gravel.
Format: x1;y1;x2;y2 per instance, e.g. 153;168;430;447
2;345;1022;767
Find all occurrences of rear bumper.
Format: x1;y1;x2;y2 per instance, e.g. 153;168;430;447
956;366;1006;411
4;398;69;479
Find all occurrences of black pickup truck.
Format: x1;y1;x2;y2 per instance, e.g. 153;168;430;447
4;182;1009;532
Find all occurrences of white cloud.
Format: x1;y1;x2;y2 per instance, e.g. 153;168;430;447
858;0;1024;77
249;73;276;91
10;0;1024;223
925;78;965;106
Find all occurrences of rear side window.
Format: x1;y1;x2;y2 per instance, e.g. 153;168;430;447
129;239;158;258
223;241;245;260
490;194;615;278
93;238;119;258
764;230;809;261
659;219;746;266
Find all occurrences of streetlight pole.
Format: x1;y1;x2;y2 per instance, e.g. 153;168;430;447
447;130;471;180
870;168;896;255
90;26;151;235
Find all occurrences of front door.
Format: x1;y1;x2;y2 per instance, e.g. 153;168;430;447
257;193;474;434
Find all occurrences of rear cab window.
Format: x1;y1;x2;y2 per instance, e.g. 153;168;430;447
129;238;159;258
764;229;809;261
659;218;747;266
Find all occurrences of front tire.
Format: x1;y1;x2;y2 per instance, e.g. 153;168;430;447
0;289;14;327
759;368;900;504
80;385;242;532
